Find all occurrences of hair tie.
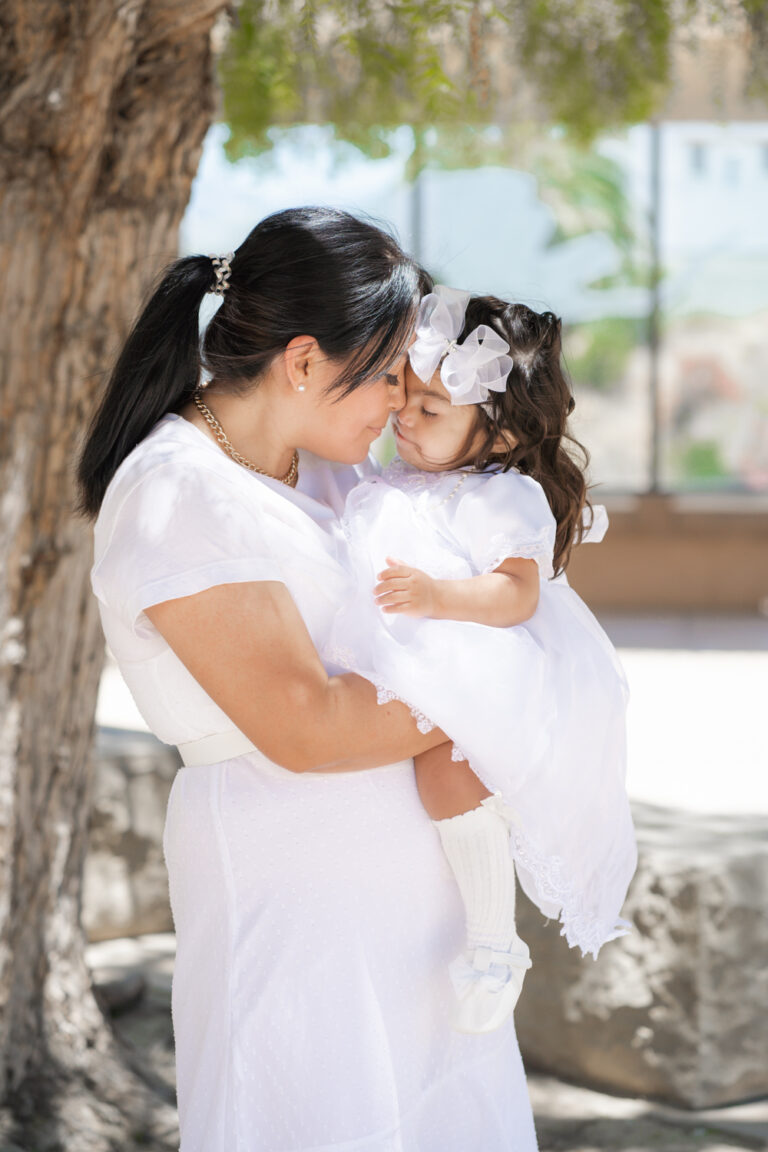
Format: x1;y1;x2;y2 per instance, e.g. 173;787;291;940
209;252;234;296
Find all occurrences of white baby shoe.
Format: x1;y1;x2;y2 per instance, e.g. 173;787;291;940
448;940;532;1034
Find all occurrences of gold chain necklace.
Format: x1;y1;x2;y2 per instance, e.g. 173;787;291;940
193;391;299;488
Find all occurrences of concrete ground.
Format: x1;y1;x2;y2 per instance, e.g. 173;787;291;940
603;612;768;816
90;613;768;1150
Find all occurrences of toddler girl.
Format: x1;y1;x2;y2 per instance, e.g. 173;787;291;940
325;286;637;1036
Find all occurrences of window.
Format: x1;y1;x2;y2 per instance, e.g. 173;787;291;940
690;142;706;175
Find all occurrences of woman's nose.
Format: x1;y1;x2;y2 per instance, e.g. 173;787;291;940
387;374;407;412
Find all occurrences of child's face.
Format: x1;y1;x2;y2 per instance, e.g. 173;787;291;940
392;363;484;471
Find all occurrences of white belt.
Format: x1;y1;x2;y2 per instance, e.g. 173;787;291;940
177;729;258;767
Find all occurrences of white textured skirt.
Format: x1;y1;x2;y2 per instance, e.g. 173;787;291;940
162;751;539;1151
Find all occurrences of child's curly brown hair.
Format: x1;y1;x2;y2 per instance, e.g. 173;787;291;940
448;296;594;578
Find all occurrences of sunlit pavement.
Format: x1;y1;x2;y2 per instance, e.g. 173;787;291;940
90;614;768;1149
600;613;768;816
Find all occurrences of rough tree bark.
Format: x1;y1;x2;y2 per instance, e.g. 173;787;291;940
0;1;226;1147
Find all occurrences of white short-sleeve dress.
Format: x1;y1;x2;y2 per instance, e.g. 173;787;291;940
324;457;637;961
90;413;539;1152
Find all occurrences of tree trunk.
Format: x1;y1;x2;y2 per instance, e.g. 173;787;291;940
0;1;226;1145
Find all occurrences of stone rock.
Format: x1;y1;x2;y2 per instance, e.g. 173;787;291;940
83;727;180;942
93;970;146;1015
515;801;768;1109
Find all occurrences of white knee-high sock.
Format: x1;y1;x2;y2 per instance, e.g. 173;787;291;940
432;799;520;953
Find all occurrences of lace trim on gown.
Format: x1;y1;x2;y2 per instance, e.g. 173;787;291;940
332;645;629;957
380;457;464;492
476;529;555;581
509;823;633;959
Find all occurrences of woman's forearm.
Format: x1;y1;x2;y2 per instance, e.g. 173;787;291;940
291;672;447;773
145;581;446;775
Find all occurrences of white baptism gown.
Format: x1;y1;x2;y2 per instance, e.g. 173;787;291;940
324;456;638;960
90;413;539;1152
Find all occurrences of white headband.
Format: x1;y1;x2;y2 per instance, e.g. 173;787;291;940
408;285;514;410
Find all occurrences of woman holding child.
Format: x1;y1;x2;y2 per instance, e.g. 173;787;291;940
78;206;634;1151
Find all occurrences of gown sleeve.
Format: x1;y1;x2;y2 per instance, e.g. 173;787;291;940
450;471;558;581
91;459;285;637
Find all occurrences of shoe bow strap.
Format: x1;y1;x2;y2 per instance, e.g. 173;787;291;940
448;942;532;999
470;943;532;973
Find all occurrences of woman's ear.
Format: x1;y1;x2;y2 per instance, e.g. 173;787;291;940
283;335;319;391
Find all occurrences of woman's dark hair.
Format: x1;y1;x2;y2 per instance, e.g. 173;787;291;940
77;207;427;517
449;297;592;578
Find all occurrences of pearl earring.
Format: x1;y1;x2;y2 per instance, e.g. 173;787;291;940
297;385;306;392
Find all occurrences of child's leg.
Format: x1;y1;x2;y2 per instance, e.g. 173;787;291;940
414;745;531;1034
413;742;492;818
415;745;520;954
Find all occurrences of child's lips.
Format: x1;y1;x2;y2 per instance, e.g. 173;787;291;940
394;425;416;447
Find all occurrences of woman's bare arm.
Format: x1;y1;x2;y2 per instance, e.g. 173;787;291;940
145;580;446;774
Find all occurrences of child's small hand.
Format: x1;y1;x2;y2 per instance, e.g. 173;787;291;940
374;557;438;618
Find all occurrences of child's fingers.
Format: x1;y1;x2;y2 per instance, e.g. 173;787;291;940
376;590;411;610
377;566;411;582
374;577;410;597
377;558;414;580
382;601;412;614
375;591;410;607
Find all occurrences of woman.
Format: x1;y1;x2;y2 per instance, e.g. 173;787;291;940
78;207;539;1151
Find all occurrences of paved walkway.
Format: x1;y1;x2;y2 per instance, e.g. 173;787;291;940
603;613;768;815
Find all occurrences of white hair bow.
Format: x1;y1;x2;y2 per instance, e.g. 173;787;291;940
408;285;514;408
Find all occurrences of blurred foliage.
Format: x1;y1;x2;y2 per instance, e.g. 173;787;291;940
394;123;639;269
675;438;730;486
219;0;475;161
564;317;646;394
532;145;635;257
219;0;768;163
508;0;672;142
530;140;644;282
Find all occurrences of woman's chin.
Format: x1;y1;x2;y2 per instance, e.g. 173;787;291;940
308;441;373;467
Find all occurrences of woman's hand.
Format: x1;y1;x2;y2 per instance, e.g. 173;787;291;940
145;580;447;773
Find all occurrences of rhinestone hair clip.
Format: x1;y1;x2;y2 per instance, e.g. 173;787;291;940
209;252;234;296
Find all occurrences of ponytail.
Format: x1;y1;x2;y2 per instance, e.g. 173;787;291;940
76;254;213;517
78;207;425;519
